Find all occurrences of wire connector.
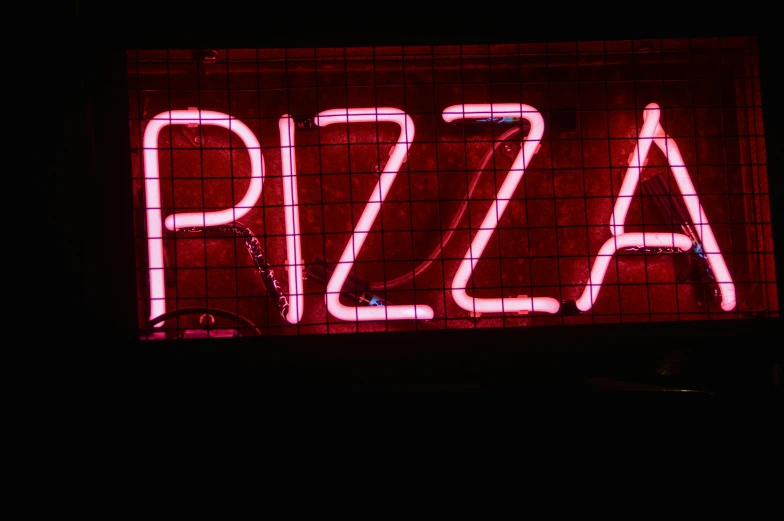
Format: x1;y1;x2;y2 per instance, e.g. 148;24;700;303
285;258;308;280
559;300;581;316
294;117;317;130
515;295;529;315
186;107;200;128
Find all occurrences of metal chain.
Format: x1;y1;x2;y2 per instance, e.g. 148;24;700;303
178;222;290;319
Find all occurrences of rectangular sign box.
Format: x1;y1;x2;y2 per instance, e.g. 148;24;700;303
127;37;778;339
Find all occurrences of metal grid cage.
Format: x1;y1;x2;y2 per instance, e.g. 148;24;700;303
128;37;777;340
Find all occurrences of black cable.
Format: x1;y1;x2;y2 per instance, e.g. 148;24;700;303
370;126;522;290
143;307;263;336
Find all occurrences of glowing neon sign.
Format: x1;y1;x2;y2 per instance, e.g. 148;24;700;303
442;104;561;316
608;103;736;312
278;115;305;324
142;103;736;325
143;110;265;325
314;108;435;322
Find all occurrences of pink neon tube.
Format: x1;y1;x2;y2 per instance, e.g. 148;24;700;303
143;109;265;326
609;104;661;237
609;103;736;311
442;104;560;315
575;232;693;311
278;116;305;324
314;108;434;321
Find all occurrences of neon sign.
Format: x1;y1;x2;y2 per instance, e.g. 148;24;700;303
314;108;434;322
142;103;737;327
442;104;561;315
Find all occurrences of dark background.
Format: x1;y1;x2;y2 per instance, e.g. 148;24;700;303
50;1;782;400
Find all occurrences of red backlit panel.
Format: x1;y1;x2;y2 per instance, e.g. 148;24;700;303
128;37;778;339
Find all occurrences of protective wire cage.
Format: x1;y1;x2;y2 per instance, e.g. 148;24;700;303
128;37;777;340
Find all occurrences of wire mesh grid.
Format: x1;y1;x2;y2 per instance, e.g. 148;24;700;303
128;37;777;340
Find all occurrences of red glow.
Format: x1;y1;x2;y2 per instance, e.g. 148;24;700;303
442;104;561;315
279;115;305;324
142;104;741;322
314;108;435;321
608;104;735;311
130;40;774;337
143;110;264;325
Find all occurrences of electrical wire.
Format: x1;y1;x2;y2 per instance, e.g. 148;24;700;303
143;307;263;336
370;126;523;290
